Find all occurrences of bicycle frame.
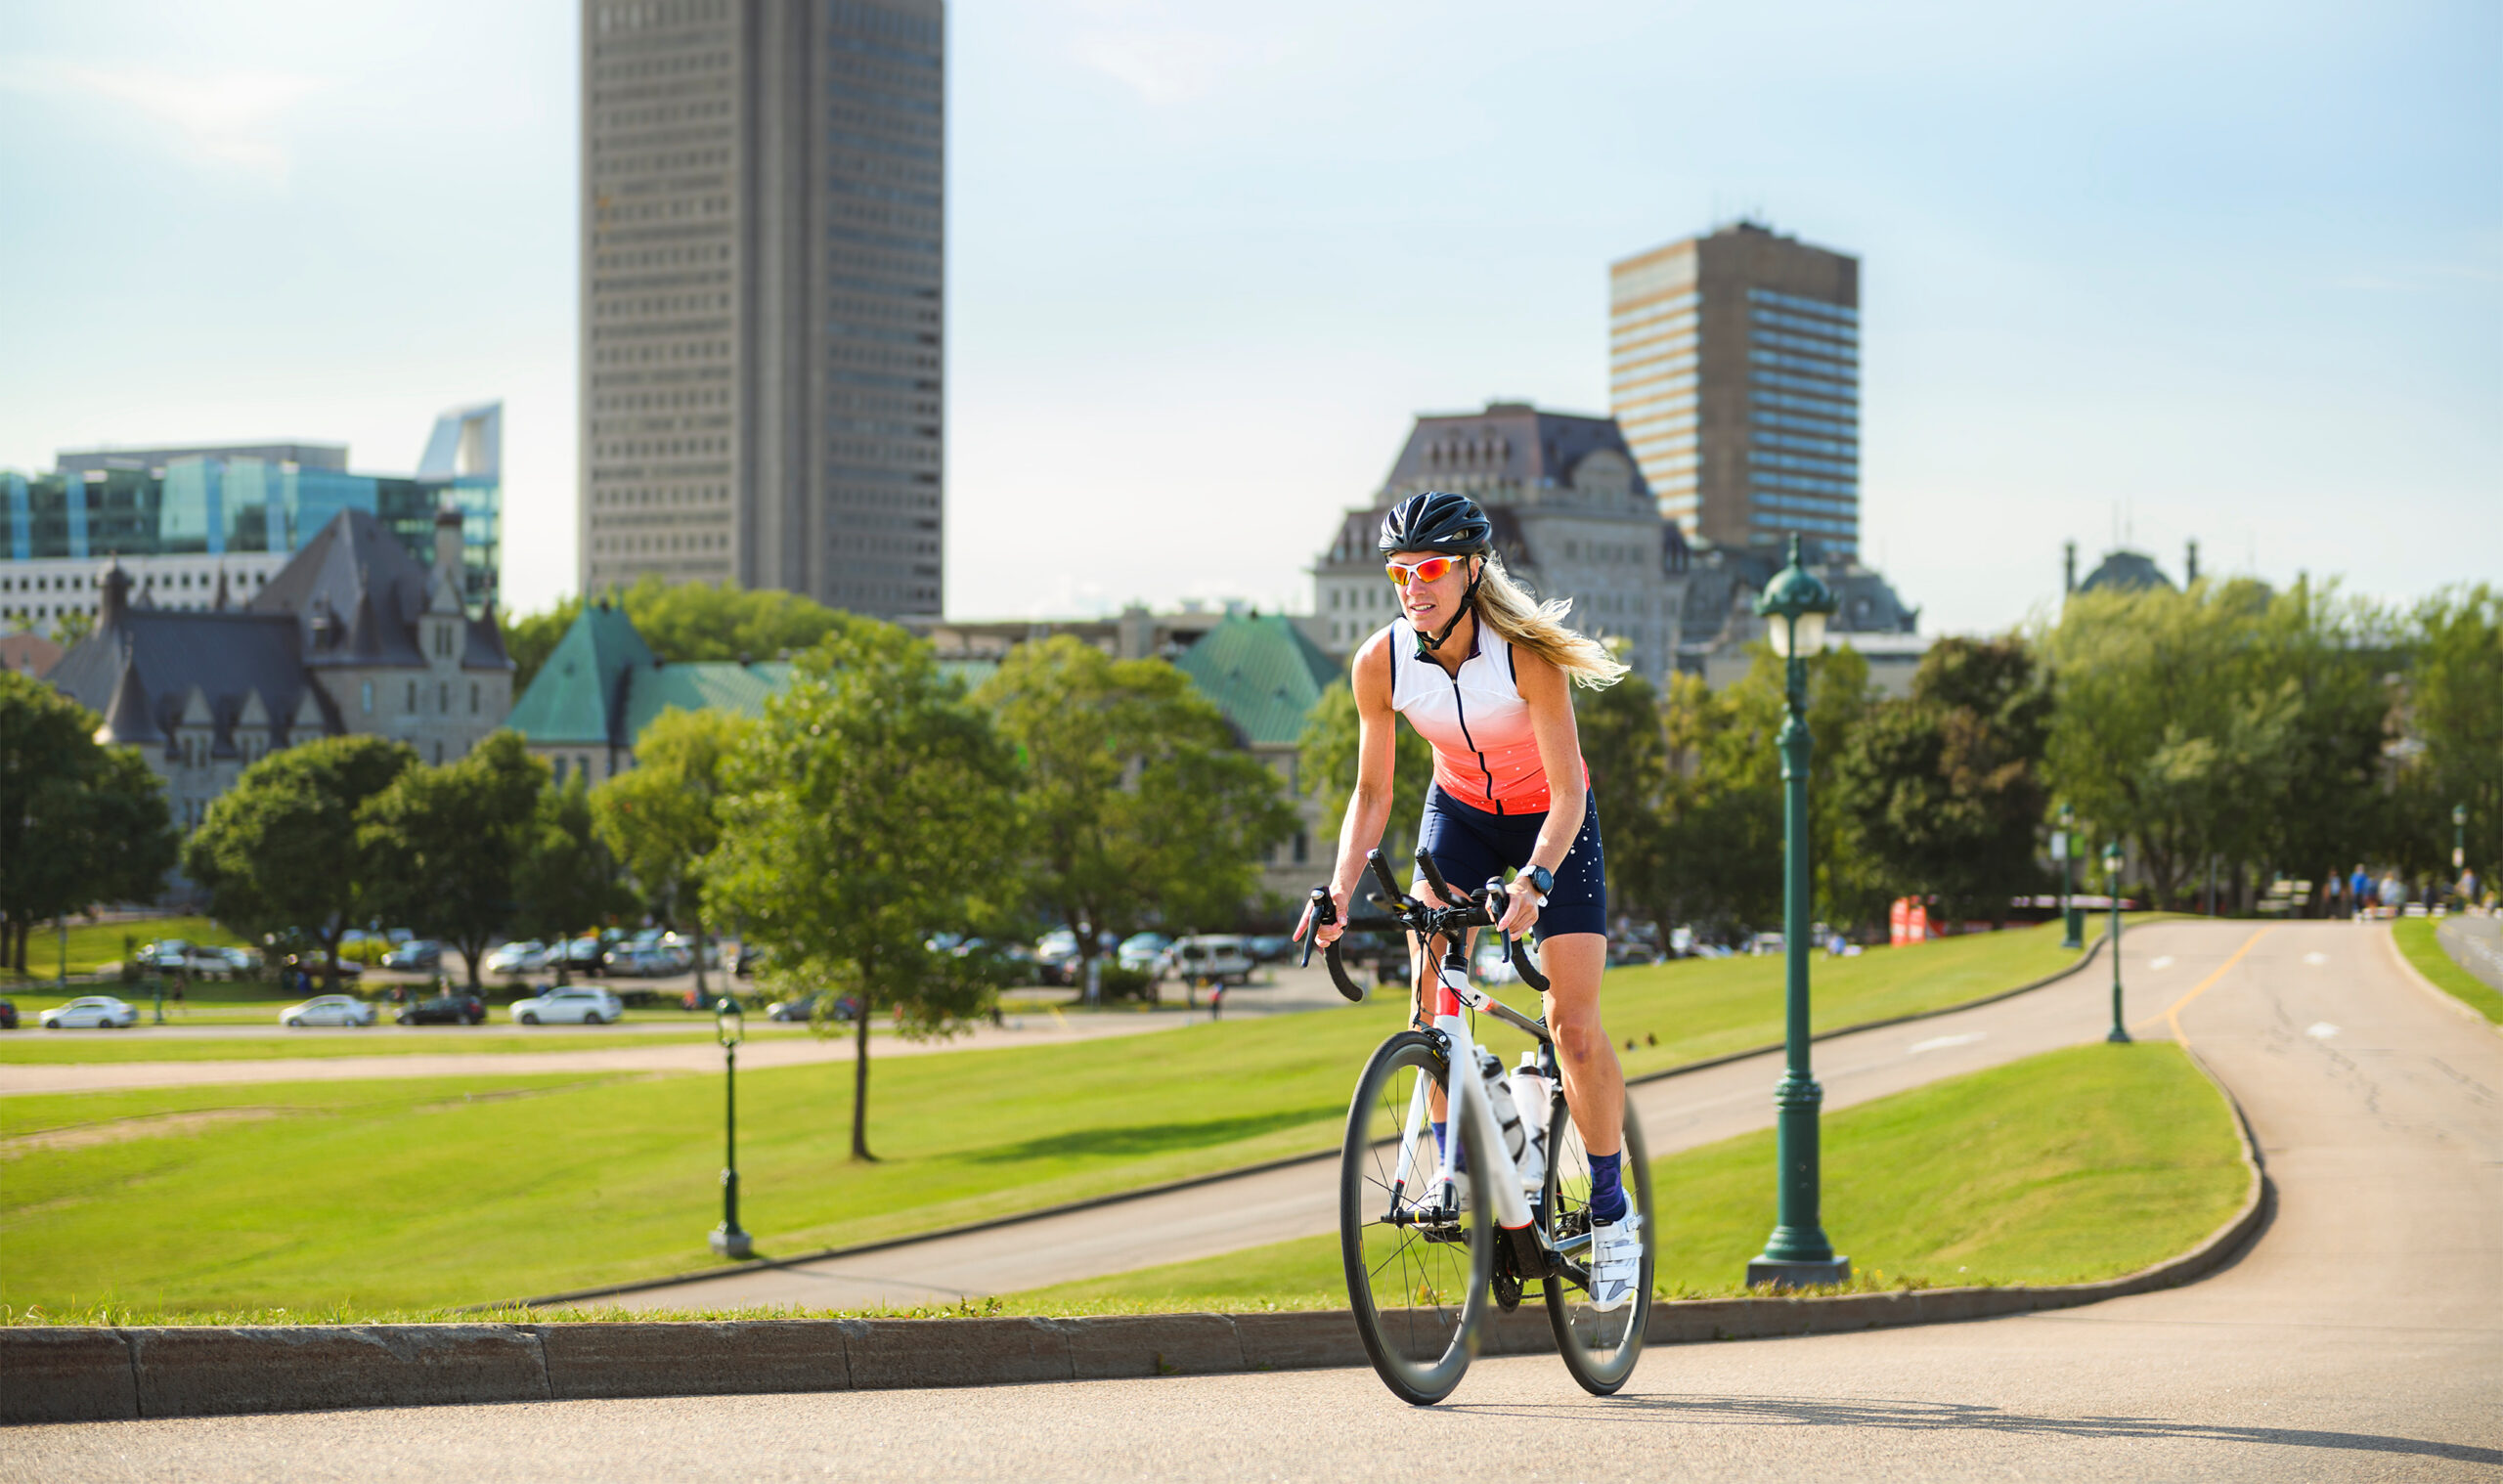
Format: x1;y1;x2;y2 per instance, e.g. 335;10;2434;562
1399;945;1542;1238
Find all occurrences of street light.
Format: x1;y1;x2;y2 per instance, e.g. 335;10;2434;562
2057;803;2081;950
1746;536;1849;1290
710;997;753;1259
2104;842;2130;1044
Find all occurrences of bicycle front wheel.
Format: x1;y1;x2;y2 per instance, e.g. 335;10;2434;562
1340;1030;1492;1405
1541;1091;1653;1395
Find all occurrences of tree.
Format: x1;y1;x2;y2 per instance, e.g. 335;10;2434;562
1298;670;1435;878
504;579;845;695
357;731;547;990
590;707;753;999
1574;672;1674;936
2400;584;2502;893
2043;578;2389;909
0;674;177;972
502;597;582;693
512;771;636;984
710;617;1018;1161
185;735;416;989
977;635;1295;995
1836;636;2050;929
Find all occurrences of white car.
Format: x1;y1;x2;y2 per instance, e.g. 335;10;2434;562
1166;935;1254;986
484;940;550;977
280;994;377;1027
510;986;625;1026
40;995;138;1029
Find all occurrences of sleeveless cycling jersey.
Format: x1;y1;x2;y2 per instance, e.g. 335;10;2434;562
1386;617;1561;815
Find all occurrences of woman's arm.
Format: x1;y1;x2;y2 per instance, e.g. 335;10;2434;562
1301;630;1399;947
1501;648;1588;937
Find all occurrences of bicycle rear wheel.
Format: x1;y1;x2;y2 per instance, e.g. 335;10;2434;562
1541;1091;1653;1395
1340;1030;1492;1406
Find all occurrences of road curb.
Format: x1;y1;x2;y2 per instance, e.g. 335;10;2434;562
2381;922;2503;1035
494;931;2114;1311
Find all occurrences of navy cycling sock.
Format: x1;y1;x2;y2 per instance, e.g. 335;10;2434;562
1432;1120;1466;1174
1588;1151;1627;1225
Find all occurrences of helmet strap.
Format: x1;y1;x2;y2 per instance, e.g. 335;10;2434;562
1413;562;1484;659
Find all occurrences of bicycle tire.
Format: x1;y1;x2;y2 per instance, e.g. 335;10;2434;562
1340;1029;1492;1406
1540;1089;1653;1396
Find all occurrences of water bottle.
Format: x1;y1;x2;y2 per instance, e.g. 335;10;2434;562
1477;1050;1527;1169
1511;1055;1552;1190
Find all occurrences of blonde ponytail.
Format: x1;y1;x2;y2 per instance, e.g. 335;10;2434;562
1471;557;1629;688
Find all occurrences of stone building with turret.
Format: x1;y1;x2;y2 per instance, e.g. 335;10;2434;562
45;505;512;831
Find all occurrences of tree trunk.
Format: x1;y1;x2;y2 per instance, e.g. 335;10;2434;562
462;940;484;992
850;978;875;1162
323;931;344;994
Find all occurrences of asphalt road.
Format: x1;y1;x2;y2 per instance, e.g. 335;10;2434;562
11;921;2497;1481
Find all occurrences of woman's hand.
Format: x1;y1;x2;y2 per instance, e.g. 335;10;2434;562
1296;884;1353;948
1499;874;1544;938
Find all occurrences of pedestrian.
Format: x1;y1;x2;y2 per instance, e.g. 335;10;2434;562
1209;984;1225;1022
2349;864;2371;922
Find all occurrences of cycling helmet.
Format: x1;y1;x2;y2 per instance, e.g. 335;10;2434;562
1377;491;1491;657
1378;491;1493;557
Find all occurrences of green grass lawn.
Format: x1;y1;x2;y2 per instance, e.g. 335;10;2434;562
2394;919;2503;1026
1008;1040;2252;1313
0;923;2101;1314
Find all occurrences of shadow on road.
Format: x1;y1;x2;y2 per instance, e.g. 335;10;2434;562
963;1105;1341;1164
1452;1393;2502;1466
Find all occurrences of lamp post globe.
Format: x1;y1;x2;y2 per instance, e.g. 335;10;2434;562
711;996;753;1259
1745;535;1849;1290
2104;842;2130;1044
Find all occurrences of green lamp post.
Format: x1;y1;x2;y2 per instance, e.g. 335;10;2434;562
709;997;753;1259
1745;536;1850;1290
2104;841;2130;1044
2057;803;2082;950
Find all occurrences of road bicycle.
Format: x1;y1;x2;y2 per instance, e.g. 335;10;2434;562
1305;848;1655;1406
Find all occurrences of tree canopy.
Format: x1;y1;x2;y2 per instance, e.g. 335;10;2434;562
591;706;753;996
185;735;416;987
358;731;548;989
513;771;636;982
503;577;845;692
0;673;177;972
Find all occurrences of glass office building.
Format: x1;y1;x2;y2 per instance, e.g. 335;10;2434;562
1;402;503;627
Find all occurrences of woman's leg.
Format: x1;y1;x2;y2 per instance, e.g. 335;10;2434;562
1539;933;1621;1156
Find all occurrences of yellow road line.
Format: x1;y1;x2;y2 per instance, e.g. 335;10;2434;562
1048;1005;1068;1030
2134;926;2274;1043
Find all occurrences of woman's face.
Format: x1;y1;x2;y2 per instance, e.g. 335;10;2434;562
1387;550;1476;630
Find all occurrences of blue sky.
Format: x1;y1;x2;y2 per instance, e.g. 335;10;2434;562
1;0;2494;632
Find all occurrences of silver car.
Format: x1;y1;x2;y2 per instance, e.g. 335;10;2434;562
41;995;139;1029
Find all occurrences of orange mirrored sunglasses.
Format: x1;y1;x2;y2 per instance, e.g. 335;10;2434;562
1384;555;1464;587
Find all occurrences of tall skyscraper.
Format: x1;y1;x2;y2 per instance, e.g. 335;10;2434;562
580;0;944;617
1608;222;1860;558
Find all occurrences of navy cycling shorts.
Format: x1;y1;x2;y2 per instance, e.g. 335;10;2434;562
1414;783;1606;940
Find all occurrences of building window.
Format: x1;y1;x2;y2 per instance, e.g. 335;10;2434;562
439;681;450;713
552;757;568;785
580;754;593;779
432;740;443;765
361;680;373;715
407;680;418;712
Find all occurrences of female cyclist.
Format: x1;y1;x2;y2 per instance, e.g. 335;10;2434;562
1300;489;1643;1311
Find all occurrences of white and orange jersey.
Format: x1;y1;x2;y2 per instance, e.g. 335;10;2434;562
1385;618;1575;815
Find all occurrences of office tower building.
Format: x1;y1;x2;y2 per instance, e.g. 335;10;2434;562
581;0;944;617
1609;221;1860;558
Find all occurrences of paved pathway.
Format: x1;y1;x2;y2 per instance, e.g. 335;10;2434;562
596;924;2187;1310
2436;910;2503;993
14;919;2496;1480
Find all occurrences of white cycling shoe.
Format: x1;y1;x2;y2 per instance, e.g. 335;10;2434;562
1588;1208;1644;1312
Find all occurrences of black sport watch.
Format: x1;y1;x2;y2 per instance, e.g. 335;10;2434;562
1523;865;1554;899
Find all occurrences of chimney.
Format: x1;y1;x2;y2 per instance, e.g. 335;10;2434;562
434;504;464;601
2063;542;2077;594
98;558;131;631
2185;539;2200;586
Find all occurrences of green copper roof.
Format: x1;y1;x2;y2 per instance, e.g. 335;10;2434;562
1174;614;1340;746
619;660;795;743
506;602;795;751
505;603;653;745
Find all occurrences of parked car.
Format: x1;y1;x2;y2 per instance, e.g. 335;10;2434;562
381;939;442;972
137;939;246;976
484;940;549;977
0;997;19;1029
659;932;722;971
280;994;377;1027
396;992;486;1026
768;992;859;1023
1166;935;1255;986
1117;933;1171;976
510;986;625;1025
603;943;685;978
1033;930;1081;984
41;995;138;1029
560;935;614;976
1243;934;1294;964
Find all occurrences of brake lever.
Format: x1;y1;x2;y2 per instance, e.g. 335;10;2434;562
1298;886;1336;970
